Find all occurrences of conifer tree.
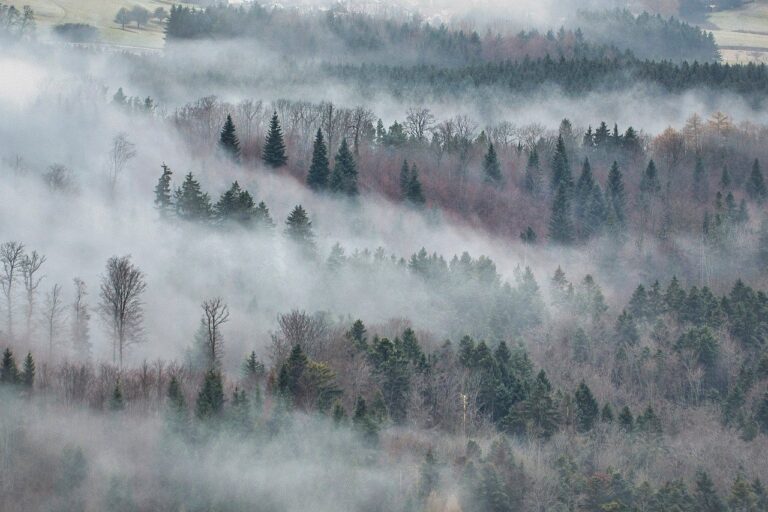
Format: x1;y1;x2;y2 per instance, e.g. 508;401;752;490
606;161;627;229
615;310;639;345
399;160;410;199
747;158;767;202
196;369;224;420
575;158;595;239
549;185;575;245
403;163;426;205
174;172;212;222
0;348;19;384
483;143;502;186
262;112;287;168
693;154;708;202
575;381;599;432
218;114;240;162
109;380;124;411
640;160;661;198
523;148;541;195
618;406;634;432
166;375;188;435
306;129;330;191
729;473;758;512
154;163;173;217
254;201;276;230
520;227;537;244
21;352;34;388
551;135;572;191
284;205;317;258
721;166;732;189
329;139;358;196
694;470;727;512
215;181;257;225
352;396;379;445
601;403;614;423
585;184;608;238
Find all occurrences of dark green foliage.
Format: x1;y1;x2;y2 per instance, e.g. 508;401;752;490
262;112;287;168
518;369;559;439
242;351;265;381
574;158;596;239
284;205;317;258
572;328;590;363
549;185;574;245
575;381;599;432
347;319;368;351
279;344;308;401
174;172;212;222
636;405;662;434
520;226;536;244
109;380;125;411
368;336;410;423
747;159;767;203
615;310;639;346
729;473;758;512
640;159;662;198
721;166;732;189
196;370;224;420
218;114;240;162
606;161;627;230
756;391;768;434
618;406;634;432
21;352;34;388
601;403;614;423
229;388;251;433
551;135;572;192
1;348;19;384
352;396;379;445
154;163;173;217
166;376;188;434
523;148;541;195
694;470;727;512
306;128;330;191
332;400;346;425
215;181;259;226
329;139;358;196
483;143;502;186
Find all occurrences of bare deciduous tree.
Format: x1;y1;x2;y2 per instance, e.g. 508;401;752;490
200;297;229;369
1;241;25;340
270;309;329;364
71;278;91;359
107;133;136;194
42;283;65;360
405;107;435;143
21;250;45;341
99;256;146;368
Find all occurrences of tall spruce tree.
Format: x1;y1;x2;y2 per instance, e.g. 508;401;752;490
174;172;212;222
406;164;426;205
218;114;240;162
399;160;411;199
747;158;767;202
693;154;708;203
196;369;225;420
575;381;599;432
21;352;34;388
483;143;502;186
606;161;627;229
549;185;575;245
306;129;330;191
154;163;173;217
524;148;541;195
284;205;317;258
329;139;358;196
575;158;595;239
262;112;287;168
0;348;19;384
551;135;572;192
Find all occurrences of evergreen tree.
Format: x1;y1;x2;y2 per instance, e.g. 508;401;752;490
519;369;560;439
218;114;240;162
549;185;575;245
618;406;634;432
636;405;662;434
306;128;330;191
574;158;595;238
575;381;599;432
615;310;639;345
693;154;708;202
585;183;608;238
520;226;537;244
399;159;410;199
215;181;257;225
254;201;276;230
747;159;767;202
483;143;502;186
166;375;188;435
109;379;124;411
694;470;728;512
154;163;173;217
606;161;627;229
601;403;614;423
406;164;426;205
242;351;265;382
523;148;541;195
640;159;661;198
284;205;317;258
551;135;572;191
721;166;732;189
329;139;358;196
0;348;19;384
756;391;768;434
21;352;34;388
729;473;758;512
352;396;379;445
262;111;287;168
196;369;224;420
174;172;212;222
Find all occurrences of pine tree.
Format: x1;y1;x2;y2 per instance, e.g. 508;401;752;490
757;391;768;434
721;166;732;189
618;406;634;432
615;310;639;345
585;183;608;238
693;154;708;202
404;163;426;205
0;348;19;384
196;369;224;420
601;403;614;423
284;205;317;258
399;160;410;199
166;375;188;434
483;143;502;186
520;226;537;244
21;352;34;388
218;114;240;162
606;161;627;229
747;159;767;202
154;163;173;217
694;470;728;512
215;181;257;225
523;148;541;195
575;381;599;432
109;379;124;411
551;135;572;191
306;128;330;191
549;185;575;245
262;111;287;168
174;172;212;222
329;139;358;196
242;351;265;382
352;396;379;445
575;158;595;239
254;201;276;230
729;473;758;512
640;160;661;198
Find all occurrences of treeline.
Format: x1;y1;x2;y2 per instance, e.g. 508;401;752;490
0;1;34;40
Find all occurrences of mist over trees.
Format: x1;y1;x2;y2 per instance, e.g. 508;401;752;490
3;0;768;510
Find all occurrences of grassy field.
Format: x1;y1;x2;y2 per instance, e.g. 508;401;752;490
707;1;768;63
24;0;184;49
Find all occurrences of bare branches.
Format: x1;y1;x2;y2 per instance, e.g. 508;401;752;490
42;283;64;360
107;133;136;194
99;256;146;368
200;297;229;369
1;241;25;340
21;250;46;341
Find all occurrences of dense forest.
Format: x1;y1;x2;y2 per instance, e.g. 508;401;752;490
2;1;768;511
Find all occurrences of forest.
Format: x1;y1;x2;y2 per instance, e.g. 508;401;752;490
1;1;768;511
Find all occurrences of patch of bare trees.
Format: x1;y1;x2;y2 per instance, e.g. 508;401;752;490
98;256;146;368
